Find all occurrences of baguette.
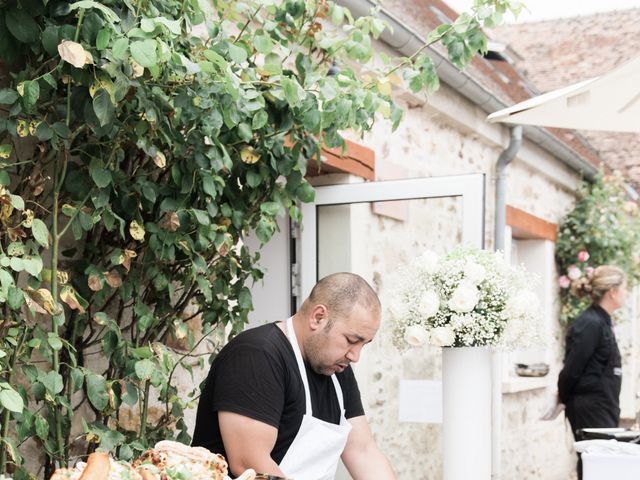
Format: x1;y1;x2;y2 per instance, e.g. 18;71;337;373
78;452;110;480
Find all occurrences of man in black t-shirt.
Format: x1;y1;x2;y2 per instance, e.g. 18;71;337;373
192;272;396;480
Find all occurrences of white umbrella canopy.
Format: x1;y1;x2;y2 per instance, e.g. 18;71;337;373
487;55;640;133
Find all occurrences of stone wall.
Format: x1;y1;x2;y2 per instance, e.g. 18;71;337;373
331;88;584;479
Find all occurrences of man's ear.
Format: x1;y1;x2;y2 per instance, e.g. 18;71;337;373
309;304;328;331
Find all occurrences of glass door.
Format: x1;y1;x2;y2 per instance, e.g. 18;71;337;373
298;173;485;479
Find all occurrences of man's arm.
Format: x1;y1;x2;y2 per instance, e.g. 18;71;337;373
341;415;396;480
218;411;287;477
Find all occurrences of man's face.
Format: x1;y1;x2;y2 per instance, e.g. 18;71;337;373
304;303;380;376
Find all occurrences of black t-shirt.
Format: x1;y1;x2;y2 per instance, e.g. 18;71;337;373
192;322;364;474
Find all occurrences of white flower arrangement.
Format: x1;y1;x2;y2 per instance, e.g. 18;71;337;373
390;246;542;349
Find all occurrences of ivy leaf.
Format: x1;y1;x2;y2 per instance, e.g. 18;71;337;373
112;38;129;60
246;170;262;188
47;333;63;351
96;28;111;50
254;34;273;54
69;1;120;24
86;373;109;411
22;256;43;277
296;181;316;203
252;110;268;130
130;39;158;68
227;42;247;63
39;371;64;395
6;9;40;43
93;89;115;127
0;89;19;105
134;359;154;381
34;414;49;440
31;219;50;248
100;429;125;451
18;80;40;110
91;166;112;188
0;387;24;413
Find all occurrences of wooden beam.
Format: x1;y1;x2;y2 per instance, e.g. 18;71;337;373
304;139;375;181
506;205;557;241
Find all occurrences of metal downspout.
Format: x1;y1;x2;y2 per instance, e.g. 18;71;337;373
492;125;522;480
494;126;522;251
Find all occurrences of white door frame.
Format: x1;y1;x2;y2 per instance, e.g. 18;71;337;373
298;173;485;302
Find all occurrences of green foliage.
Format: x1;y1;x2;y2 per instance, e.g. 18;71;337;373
0;0;520;476
556;172;640;324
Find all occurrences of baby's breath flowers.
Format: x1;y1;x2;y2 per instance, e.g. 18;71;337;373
391;246;542;349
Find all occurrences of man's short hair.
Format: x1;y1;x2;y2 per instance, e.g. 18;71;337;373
306;272;381;323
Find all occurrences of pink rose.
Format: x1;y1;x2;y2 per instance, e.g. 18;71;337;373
567;265;582;280
577;250;590;262
585;266;595;277
558;275;571;289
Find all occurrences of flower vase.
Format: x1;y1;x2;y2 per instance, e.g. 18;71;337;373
442;346;492;480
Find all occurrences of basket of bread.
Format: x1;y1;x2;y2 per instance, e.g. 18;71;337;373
50;441;257;480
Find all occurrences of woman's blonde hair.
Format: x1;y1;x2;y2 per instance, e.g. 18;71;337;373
574;265;626;303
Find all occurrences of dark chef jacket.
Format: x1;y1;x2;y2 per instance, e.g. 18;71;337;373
558;304;622;428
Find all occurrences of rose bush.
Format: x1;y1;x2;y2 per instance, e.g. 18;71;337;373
556;172;640;325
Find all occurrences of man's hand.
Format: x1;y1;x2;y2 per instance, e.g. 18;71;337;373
218;411;286;477
341;416;396;479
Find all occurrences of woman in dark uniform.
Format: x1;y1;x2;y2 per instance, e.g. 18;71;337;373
557;265;626;479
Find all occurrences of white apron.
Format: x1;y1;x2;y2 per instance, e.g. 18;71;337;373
278;317;353;480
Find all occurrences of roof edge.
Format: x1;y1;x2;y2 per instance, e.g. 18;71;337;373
336;0;600;180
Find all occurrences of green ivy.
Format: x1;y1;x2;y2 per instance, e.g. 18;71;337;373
556;171;640;325
0;0;521;477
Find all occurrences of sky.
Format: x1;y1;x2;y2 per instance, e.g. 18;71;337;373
446;0;640;22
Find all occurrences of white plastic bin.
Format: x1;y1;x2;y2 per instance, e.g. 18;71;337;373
582;451;640;480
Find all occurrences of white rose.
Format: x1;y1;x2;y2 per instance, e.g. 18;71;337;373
419;290;440;319
464;261;486;285
418;250;440;273
404;325;430;347
429;325;456;347
448;282;480;313
507;290;539;317
567;265;582;280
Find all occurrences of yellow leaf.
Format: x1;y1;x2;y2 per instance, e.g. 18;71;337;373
57;40;89;68
105;270;122;288
130;59;144;78
22;209;34;228
174;320;187;340
0;145;11;159
129;220;145;241
379;101;391;119
57;270;69;285
89;83;98;97
16;83;25;96
376;78;392;96
29;121;39;136
153;151;167;169
16;120;29;138
122;249;137;272
240;146;260;164
60;286;85;314
160;211;180;232
388;73;403;86
88;274;102;292
25;288;60;315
